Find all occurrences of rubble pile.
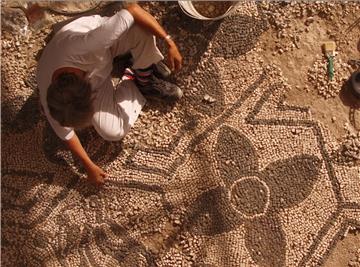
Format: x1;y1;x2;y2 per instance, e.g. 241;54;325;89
258;1;359;55
307;56;352;98
340;128;360;163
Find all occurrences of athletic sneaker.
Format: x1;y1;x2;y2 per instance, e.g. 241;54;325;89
137;75;183;101
153;61;172;79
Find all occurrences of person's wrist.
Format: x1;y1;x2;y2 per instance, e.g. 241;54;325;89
164;35;175;47
84;160;96;172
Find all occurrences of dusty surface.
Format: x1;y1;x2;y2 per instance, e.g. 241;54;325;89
1;1;360;267
324;230;360;267
259;2;360;140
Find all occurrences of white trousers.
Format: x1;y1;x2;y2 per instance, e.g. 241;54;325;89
91;24;164;141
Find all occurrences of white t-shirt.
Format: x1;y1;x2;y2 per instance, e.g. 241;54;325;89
37;10;135;140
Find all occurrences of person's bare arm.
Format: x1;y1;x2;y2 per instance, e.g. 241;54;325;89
125;3;182;71
65;133;106;186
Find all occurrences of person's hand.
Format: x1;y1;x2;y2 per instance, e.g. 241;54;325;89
86;164;106;186
167;41;183;72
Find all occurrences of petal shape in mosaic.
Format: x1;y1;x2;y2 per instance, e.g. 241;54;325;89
259;154;322;211
244;213;286;267
216;126;258;182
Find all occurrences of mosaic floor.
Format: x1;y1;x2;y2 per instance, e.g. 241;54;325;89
2;2;360;267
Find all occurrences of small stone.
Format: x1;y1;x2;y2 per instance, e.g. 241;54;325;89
305;17;315;26
203;94;216;103
331;117;336;123
208;97;216;103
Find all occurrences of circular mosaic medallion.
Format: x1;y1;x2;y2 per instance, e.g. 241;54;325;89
229;176;270;218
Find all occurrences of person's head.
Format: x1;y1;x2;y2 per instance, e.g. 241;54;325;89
47;72;94;129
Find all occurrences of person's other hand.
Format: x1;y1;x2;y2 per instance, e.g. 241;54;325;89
167;42;183;72
86;164;106;186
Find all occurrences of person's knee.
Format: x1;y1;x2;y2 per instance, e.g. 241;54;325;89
100;130;125;142
97;124;131;142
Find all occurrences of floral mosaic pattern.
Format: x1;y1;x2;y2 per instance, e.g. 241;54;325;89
187;126;322;266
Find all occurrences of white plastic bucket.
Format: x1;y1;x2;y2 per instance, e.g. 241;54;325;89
178;1;239;21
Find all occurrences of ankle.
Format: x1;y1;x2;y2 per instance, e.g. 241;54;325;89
134;67;153;86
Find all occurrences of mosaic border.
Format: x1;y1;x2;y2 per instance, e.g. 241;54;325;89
122;68;359;266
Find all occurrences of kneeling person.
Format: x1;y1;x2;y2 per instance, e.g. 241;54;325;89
37;3;183;186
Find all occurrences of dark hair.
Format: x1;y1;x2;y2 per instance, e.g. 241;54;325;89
47;72;94;128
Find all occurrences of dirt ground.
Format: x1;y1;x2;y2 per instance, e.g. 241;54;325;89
324;230;360;267
259;5;360;140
